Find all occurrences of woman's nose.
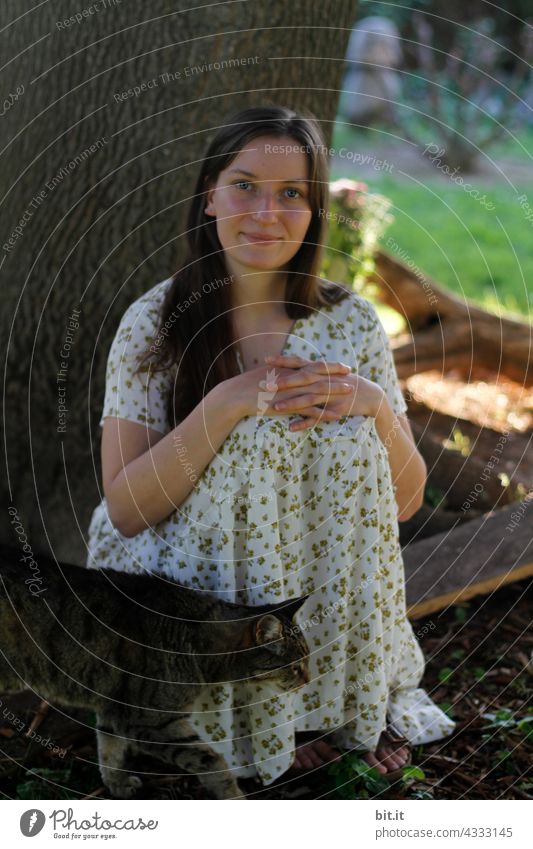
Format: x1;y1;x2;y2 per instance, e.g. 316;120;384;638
251;191;279;221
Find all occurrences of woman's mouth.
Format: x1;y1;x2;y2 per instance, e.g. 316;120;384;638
241;233;282;244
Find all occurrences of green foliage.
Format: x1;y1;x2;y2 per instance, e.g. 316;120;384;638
16;762;101;800
499;477;530;504
410;787;434;799
320;184;394;291
327;753;390;798
444;429;472;456
438;667;454;683
481;709;533;733
326;750;425;799
450;648;466;661
438;701;455;719
17;766;75;800
403;765;426;781
454;606;468;624
424;485;448;510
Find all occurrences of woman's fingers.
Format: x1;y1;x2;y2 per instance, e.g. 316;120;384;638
288;407;342;430
267;365;353;391
287;397;352;429
289;414;333;431
274;387;351;411
265;355;351;376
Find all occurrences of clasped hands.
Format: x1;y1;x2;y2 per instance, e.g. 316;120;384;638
261;353;385;431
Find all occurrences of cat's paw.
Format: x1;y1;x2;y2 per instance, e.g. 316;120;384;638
208;780;246;800
104;774;143;799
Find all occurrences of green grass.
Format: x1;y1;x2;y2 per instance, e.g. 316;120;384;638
368;175;532;319
480;123;533;164
330;126;533;320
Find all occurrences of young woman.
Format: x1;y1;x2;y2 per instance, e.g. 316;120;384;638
87;105;455;788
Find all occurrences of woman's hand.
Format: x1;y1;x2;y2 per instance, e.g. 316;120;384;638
229;354;384;430
264;354;385;430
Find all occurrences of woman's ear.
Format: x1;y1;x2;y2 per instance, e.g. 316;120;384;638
204;177;216;217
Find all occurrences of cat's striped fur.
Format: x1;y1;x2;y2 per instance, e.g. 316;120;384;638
0;545;309;799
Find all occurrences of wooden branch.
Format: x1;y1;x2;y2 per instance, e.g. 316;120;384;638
398;503;482;549
404;500;533;619
372;250;533;385
373;249;531;329
25;700;50;737
409;419;517;512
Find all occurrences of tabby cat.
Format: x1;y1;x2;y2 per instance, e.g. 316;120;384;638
0;544;309;799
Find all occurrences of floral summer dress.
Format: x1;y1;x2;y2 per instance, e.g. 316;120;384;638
86;277;456;785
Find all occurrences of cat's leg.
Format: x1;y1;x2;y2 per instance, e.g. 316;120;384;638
95;718;142;799
134;716;245;800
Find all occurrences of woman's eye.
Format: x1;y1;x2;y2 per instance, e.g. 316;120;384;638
233;182;302;199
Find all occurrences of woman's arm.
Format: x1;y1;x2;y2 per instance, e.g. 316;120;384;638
103;382;242;538
371;392;427;522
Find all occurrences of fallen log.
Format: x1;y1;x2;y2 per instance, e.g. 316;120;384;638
372;250;533;386
410;419;519;513
404;499;533;619
367;248;533;612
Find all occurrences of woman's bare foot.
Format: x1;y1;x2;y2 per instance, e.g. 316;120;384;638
292;737;341;770
290;729;410;774
361;731;411;774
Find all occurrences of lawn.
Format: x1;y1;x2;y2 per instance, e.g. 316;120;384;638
330;124;533;321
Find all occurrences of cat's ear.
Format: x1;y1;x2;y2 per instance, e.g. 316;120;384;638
280;595;309;622
254;614;283;650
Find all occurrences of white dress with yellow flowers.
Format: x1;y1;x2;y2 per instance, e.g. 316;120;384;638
86;277;455;785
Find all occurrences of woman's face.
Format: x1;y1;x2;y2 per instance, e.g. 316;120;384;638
204;134;313;277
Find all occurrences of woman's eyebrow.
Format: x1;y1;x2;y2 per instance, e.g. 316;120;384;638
227;168;308;183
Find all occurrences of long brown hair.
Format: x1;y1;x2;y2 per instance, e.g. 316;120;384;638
135;105;351;428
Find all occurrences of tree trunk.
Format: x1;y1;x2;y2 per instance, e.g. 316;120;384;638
1;0;358;564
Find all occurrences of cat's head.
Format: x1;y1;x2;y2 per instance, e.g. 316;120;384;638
247;596;310;692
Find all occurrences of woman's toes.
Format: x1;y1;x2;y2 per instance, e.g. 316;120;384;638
374;747;395;771
381;747;402;768
312;740;341;762
362;742;410;774
362;752;388;774
377;744;410;771
309;748;325;768
391;745;409;766
296;749;315;769
294;743;322;769
292;739;341;770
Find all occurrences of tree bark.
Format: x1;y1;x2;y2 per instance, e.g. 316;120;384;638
1;0;358;564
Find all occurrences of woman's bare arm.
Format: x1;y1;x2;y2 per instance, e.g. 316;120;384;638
102;382;242;538
372;395;427;522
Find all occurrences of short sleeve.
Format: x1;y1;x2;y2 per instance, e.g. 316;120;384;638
356;298;408;417
99;294;175;434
